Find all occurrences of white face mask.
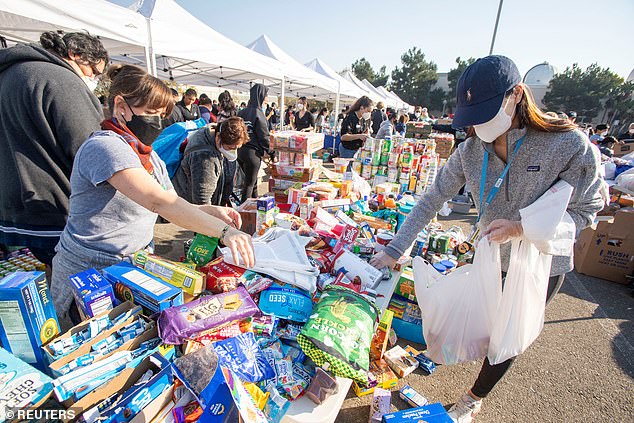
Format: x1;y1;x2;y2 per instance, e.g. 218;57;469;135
296;103;304;111
474;95;516;143
362;111;371;121
219;145;238;162
82;75;99;92
415;112;421;118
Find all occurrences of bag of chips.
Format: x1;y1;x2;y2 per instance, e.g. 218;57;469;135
186;234;219;267
214;332;276;383
297;285;378;385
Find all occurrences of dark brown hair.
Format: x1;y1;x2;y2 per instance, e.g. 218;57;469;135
106;64;173;117
218;90;236;115
40;31;109;66
348;96;374;115
399;114;409;124
218;116;248;147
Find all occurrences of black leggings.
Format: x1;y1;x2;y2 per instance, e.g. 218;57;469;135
238;147;262;203
471;274;566;398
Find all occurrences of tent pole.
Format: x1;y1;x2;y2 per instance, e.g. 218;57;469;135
145;17;157;76
280;76;286;130
333;81;340;155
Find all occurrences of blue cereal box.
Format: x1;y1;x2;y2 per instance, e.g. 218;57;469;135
102;262;183;315
0;272;60;371
382;402;452;423
70;269;115;318
0;347;53;417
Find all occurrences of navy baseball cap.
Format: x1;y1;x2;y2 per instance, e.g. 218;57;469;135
452;55;521;129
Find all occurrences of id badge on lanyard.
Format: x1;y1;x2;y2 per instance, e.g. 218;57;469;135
467;136;526;245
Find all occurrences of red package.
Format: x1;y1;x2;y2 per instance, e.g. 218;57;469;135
200;257;245;292
333;225;360;253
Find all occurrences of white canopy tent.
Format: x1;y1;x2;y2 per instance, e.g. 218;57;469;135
377;86;410;110
339;70;385;104
361;79;392;107
246;35;340;101
0;0;147;56
304;58;371;101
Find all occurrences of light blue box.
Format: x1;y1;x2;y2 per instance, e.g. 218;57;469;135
382;402;452;422
0;272;60;371
70;268;115;318
0;347;53;414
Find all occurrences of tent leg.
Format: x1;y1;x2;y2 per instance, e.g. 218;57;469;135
145;17;157;76
280;77;286;130
333;82;340;155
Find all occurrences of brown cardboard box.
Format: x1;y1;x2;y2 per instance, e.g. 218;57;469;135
574;210;634;284
613;140;633;157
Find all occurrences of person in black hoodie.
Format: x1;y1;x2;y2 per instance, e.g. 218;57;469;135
176;88;201;121
0;31;107;265
237;84;274;202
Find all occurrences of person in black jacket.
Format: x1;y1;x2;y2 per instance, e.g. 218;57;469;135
238;84;274;202
176;88;201;121
339;96;374;158
162;88;184;127
0;31;107;265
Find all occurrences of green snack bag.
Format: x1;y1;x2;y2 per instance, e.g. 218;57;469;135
186;234;219;267
297;285;379;385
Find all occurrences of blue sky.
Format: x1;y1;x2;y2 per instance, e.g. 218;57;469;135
110;0;633;79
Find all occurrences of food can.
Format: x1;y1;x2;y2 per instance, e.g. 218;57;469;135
362;165;372;179
376;232;394;246
371;165;379;176
352;161;363;174
377;166;388;176
371;152;381;166
400;167;410;183
362;156;373;166
382;138;392;154
380;151;389;166
387;167;399;183
388;153;400;168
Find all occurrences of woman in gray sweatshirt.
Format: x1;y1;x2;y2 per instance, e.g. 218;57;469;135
370;56;603;422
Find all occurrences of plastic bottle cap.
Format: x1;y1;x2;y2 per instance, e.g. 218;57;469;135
440;260;456;270
433;263;447;273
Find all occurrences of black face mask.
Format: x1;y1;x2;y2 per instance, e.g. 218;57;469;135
123;99;163;146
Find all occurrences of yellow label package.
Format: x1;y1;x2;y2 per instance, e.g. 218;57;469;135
133;251;205;296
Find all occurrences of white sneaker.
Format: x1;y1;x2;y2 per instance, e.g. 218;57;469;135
448;392;482;423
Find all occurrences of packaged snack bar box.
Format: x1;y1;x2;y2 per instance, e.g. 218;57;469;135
102;262;183;315
69;268;115;318
0;347;53;418
0;272;60;371
132;251;205;296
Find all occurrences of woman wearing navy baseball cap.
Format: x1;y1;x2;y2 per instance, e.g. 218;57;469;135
371;55;604;422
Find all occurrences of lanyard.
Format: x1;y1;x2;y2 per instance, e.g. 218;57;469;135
477;135;526;223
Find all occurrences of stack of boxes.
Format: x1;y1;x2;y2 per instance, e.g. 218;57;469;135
269;131;324;202
405;122;432;139
430;132;455;159
387;269;425;344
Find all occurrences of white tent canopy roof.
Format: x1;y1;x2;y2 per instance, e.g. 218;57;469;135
121;0;284;88
246;35;340;100
339;70;384;103
361;79;391;105
304;57;370;100
0;0;146;55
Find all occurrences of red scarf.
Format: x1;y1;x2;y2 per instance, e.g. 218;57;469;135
101;118;154;174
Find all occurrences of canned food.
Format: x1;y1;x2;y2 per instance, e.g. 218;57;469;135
352;161;363;174
376;232;394;246
387;167;399;183
371;153;381;166
378;166;388;176
362;165;372;179
371;165;379;176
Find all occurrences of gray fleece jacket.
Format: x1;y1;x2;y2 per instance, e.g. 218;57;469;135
384;127;604;276
172;127;224;205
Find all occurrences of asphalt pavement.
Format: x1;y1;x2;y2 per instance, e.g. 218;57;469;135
153;209;634;423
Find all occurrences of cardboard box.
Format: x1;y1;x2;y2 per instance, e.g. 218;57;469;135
370;309;394;361
351;359;398;397
102;262;184;314
237;199;258;235
574;210;634;284
42;301;140;363
69;268;115;319
129;384;174;423
0;347;53;415
48;314;151;378
382;402;452;423
613;140;633;157
384;345;419;377
270;164;316;182
394;269;416;301
132;251;205;296
74;352;172;423
0;272;60;371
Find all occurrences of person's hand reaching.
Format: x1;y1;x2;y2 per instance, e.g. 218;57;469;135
222;228;255;268
483;219;523;244
369;251;398;270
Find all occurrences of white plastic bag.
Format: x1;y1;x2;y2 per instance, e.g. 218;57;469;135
487;239;552;364
603;162;616;180
520;180;576;256
413;238;501;365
